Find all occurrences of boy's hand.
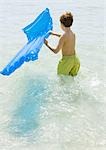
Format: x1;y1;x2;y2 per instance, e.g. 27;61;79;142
48;31;53;35
49;31;54;35
44;39;48;46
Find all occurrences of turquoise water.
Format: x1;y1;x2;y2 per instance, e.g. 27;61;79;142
0;0;105;150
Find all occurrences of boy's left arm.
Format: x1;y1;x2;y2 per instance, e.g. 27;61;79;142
44;35;65;54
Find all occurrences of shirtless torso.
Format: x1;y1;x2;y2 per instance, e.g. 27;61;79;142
62;30;76;56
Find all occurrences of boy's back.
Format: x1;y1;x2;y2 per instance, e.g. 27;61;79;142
62;30;75;56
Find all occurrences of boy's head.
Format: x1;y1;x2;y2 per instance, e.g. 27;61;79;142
60;12;73;28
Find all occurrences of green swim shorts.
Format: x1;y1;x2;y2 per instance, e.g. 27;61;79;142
57;55;80;76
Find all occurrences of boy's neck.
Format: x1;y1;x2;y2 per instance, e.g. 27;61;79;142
64;27;71;33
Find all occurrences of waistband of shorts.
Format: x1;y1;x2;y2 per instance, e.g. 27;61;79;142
62;54;77;59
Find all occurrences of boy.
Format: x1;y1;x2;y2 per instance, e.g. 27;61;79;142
44;12;80;76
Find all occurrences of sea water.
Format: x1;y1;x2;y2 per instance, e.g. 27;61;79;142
0;0;105;150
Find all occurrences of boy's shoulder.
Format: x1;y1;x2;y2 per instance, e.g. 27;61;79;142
59;33;67;43
61;33;67;40
60;33;66;40
65;31;76;38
